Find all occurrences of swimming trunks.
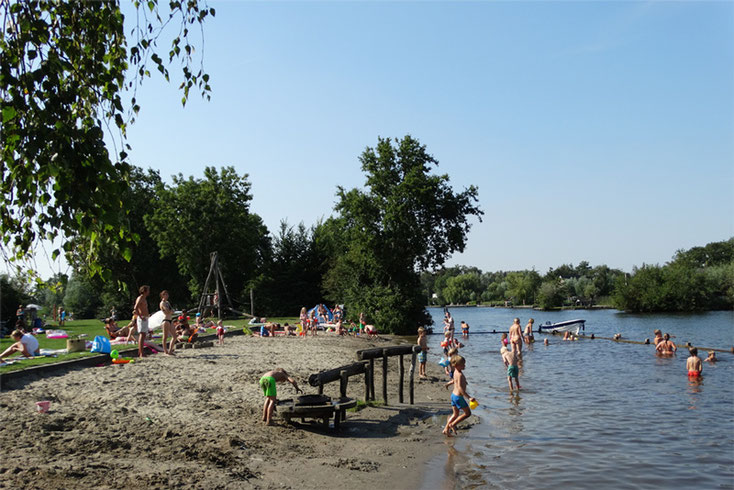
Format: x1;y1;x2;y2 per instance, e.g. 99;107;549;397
137;317;149;334
451;393;468;409
688;370;701;377
418;351;427;363
259;376;277;397
507;365;519;378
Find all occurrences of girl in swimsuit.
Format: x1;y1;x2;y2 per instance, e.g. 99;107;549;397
160;290;176;355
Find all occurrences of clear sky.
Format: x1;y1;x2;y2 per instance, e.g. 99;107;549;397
21;1;734;278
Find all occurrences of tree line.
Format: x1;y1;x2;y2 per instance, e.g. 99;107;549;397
420;237;734;312
2;136;482;335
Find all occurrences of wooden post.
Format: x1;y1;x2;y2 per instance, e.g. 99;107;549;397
364;364;370;401
398;354;404;404
370;358;375;400
409;352;417;405
340;370;348;399
318;382;323;395
250;288;254;317
382;350;388;405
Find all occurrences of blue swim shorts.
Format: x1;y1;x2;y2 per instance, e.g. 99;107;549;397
507;365;518;378
451;393;468;409
418;351;427;363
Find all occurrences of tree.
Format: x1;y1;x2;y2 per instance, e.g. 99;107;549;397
536;280;565;309
145;166;270;302
67;166;188;314
506;270;541;305
254;221;327;316
443;273;482;305
62;274;101;319
1;1;214;276
0;274;33;333
327;135;483;334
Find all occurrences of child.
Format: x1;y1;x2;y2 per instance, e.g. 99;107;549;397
500;332;509;348
461;321;469;338
260;368;303;425
704;351;718;363
299;307;308;337
417;327;429;378
216;320;225;345
309;309;318;336
686;347;703;377
442;355;475;436
524;318;535;344
501;345;521;391
443;347;459;379
365;324;378;338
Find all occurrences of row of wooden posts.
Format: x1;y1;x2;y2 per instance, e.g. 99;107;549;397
307;344;423;405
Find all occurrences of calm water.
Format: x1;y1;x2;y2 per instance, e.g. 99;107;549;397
420;307;734;489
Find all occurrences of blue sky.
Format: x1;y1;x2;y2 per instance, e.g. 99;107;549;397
27;1;734;278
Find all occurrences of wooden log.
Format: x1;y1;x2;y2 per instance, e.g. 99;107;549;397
340;370;348;399
364;366;370;401
369;358;375;401
308;362;368;387
398;354;404;404
382;351;388;405
357;344;421;361
409;352;416;405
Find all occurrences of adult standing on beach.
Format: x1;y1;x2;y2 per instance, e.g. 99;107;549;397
509;318;523;354
160;290;176;355
134;285;151;359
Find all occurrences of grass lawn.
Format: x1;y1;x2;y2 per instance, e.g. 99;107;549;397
0;316;298;374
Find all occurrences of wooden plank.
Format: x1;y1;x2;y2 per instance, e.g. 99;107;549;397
356;344;421;361
308;362;367;387
409;352;416;405
398;354;404;404
382;351;388;405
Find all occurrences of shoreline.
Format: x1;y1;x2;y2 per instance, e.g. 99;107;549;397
0;333;453;489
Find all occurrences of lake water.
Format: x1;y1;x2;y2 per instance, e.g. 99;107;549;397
420;307;734;489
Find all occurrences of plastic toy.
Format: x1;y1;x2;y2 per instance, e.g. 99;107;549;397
469;399;478;410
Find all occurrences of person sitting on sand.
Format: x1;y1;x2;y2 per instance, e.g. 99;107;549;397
1;329;40;360
260;368;303;426
442;355;475;437
704;351;718;363
686;347;703;377
656;333;677;356
364;324;378;339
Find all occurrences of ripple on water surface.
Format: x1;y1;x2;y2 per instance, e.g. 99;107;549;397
421;308;734;489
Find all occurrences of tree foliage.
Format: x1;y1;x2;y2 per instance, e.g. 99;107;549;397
326;135;483;334
0;0;214;276
144;166;269;302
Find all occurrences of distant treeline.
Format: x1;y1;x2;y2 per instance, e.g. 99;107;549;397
421;238;734;312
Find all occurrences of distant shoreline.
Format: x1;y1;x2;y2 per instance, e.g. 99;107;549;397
431;304;615;310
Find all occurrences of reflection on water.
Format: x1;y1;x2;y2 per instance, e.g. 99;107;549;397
421;308;734;489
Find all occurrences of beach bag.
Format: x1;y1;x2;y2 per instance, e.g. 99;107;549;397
90;335;111;354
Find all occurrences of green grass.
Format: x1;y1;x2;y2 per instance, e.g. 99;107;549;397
0;316;299;374
347;399;385;412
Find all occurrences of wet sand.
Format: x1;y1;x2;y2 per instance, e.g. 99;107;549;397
0;334;460;489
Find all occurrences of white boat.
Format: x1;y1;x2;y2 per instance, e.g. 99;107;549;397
538;319;585;334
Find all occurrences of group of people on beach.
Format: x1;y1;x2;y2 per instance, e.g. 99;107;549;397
258;306;377;339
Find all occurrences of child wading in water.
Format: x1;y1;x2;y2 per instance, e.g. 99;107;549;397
501;345;521;391
686;347;703;377
443;355;475;436
260;368;302;425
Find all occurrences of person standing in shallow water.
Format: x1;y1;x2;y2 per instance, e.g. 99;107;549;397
509;318;523;354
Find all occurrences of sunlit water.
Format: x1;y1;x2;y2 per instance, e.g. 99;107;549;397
420;307;734;489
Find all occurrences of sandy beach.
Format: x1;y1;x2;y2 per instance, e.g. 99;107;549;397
0;333;465;489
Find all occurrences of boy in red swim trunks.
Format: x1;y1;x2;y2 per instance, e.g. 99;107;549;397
686;347;703;377
260;368;302;425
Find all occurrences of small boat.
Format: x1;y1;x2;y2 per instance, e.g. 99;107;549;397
538;319;585;334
